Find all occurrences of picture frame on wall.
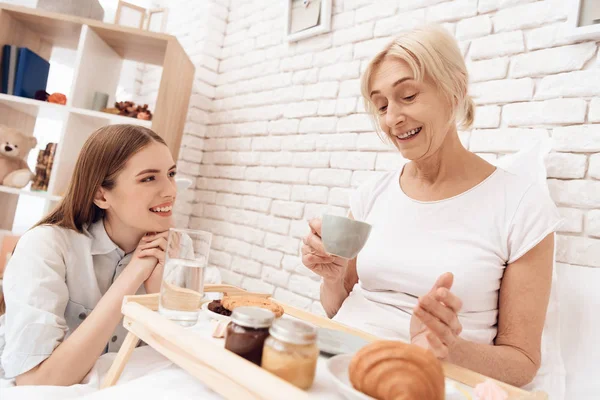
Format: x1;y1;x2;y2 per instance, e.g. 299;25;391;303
284;0;332;42
146;8;169;33
114;0;146;30
565;0;600;40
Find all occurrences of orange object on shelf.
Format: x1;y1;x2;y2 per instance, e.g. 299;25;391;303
48;93;67;105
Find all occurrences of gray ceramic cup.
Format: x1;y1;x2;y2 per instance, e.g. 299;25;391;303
321;214;372;259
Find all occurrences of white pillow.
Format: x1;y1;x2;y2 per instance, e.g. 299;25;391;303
494;138;552;195
492;139;566;400
557;264;600;400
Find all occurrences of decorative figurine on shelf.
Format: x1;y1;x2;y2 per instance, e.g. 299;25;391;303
116;100;138;117
31;142;57;192
0;125;37;188
136;104;152;120
102;101;153;120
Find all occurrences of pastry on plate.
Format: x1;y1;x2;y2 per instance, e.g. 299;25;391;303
207;295;284;318
349;340;445;400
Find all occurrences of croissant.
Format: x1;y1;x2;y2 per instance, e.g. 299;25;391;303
349;341;445;400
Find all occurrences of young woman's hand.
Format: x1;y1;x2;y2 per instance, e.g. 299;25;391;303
138;231;169;293
125;231;168;292
301;218;349;283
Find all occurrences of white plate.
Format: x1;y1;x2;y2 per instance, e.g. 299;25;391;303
325;354;375;400
317;328;370;356
324;354;467;400
201;301;232;322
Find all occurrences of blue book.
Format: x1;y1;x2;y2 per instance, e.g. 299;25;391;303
1;45;8;94
1;45;19;95
13;47;50;99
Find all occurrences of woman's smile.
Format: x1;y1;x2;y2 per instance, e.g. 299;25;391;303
149;202;173;217
394;126;422;141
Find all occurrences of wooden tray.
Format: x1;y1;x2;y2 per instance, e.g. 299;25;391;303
101;284;547;399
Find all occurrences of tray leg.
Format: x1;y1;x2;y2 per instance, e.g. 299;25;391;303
100;331;140;389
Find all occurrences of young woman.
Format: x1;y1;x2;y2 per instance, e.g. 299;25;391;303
0;125;188;386
301;26;563;397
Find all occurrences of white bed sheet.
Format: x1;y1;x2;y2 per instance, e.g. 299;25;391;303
0;313;346;400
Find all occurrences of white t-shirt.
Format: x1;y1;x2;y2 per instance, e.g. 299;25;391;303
333;167;562;372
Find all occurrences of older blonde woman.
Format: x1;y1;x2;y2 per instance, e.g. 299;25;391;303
301;26;562;395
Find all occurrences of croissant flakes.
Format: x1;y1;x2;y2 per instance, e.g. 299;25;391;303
349;341;445;400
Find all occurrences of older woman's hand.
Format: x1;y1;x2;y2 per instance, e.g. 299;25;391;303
410;272;463;360
301;218;349;283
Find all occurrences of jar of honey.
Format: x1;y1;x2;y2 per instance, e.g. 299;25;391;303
224;307;275;365
261;319;319;390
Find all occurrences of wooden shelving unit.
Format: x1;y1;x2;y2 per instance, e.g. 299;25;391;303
0;4;194;232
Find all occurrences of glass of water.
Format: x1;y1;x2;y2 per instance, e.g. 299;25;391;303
158;228;212;327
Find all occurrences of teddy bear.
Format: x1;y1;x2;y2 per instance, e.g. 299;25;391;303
0;125;37;188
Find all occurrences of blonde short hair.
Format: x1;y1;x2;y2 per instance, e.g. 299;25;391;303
361;25;475;133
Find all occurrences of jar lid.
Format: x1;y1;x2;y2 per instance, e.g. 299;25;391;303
269;319;317;345
231;306;275;328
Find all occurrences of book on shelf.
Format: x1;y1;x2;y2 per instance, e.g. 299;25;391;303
1;45;50;98
31;142;57;192
1;45;17;95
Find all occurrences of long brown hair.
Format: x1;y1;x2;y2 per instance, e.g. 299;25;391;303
36;124;167;232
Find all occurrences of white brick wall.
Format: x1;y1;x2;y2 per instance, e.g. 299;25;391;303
149;0;600;312
470;31;524;60
525;22;578;52
587;210;600;238
470;78;533;104
473;106;501;128
552;125;600;152
509;43;596;78
545;153;587;179
374;9;426;37
503;99;586;126
467;58;509;83
548;180;600;208
590;154;600;179
426;0;478;23
558;208;584;234
491;1;565;33
456;15;492;40
536;71;600;100
557;236;600;268
470;129;548;152
589;98;600;123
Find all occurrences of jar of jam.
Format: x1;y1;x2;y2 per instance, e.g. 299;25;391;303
224;306;275;365
261;319;319;390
